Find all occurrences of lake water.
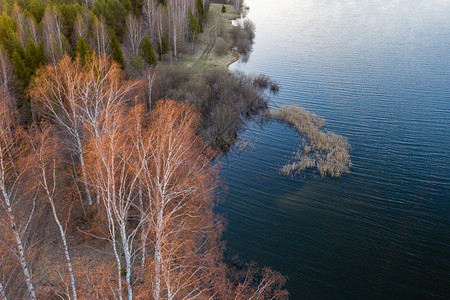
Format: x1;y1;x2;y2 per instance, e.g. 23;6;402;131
218;0;450;298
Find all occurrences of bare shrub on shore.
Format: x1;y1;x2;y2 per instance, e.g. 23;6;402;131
243;19;256;40
215;37;229;56
158;65;268;151
236;29;251;53
266;105;351;177
229;22;254;53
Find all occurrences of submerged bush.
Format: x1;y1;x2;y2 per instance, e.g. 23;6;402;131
265;105;351;177
253;74;271;89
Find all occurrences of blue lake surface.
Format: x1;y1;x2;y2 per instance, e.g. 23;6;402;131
218;0;450;298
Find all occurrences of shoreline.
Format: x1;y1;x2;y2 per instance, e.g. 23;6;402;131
172;4;242;71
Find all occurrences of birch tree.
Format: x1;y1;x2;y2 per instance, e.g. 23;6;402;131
126;14;144;56
85;105;144;300
27;16;39;45
0;281;5;300
153;4;168;59
0;45;13;98
12;3;27;49
26;123;78;300
142;0;157;40
42;6;66;64
144;66;158;111
74;12;89;42
28;56;93;205
171;0;194;58
92;16;109;55
233;0;243;14
0;220;14;300
0;95;36;300
78;55;140;300
133;99;221;299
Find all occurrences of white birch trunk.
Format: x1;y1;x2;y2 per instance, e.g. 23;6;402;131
0;281;6;300
111;235;123;300
28;18;39;45
49;199;77;300
173;31;177;59
75;133;92;205
147;71;157;111
0;46;12;97
41;164;78;300
0;184;36;300
139;187;148;279
153;205;163;300
119;225;133;300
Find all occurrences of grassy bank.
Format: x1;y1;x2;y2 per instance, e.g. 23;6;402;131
180;4;241;71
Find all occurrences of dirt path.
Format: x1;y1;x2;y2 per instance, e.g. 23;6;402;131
193;21;220;70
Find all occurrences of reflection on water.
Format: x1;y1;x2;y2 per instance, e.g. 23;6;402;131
219;0;450;298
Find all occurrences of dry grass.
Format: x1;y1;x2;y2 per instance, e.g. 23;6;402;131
265;105;351;178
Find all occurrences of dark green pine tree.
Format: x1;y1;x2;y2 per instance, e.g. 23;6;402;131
25;39;44;72
109;28;124;68
188;9;200;38
11;51;31;83
157;36;169;60
221;5;226;13
140;36;156;65
27;0;45;22
196;0;204;32
0;12;24;56
76;36;92;65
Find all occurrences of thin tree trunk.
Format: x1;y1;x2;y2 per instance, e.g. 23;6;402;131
139;187;148;282
0;185;36;300
41;165;78;300
153;207;163;300
173;34;177;59
49;201;77;300
154;237;161;300
147;72;156;112
75;134;92;205
120;225;133;300
111;236;123;300
0;281;7;300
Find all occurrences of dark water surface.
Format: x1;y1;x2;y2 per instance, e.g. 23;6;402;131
218;0;450;298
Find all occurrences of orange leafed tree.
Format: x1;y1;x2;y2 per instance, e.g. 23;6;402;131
28;55;92;205
25;123;78;300
84;103;142;300
131;99;223;299
0;94;36;299
28;54;139;206
22;53;289;299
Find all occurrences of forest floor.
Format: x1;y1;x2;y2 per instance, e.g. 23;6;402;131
180;3;240;71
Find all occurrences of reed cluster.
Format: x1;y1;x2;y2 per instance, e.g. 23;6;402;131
266;105;351;177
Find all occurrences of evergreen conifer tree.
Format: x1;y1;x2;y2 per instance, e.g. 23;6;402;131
76;36;92;65
188;9;200;39
25;39;44;73
109;28;124;68
11;51;31;83
196;0;204;32
140;36;156;65
156;36;168;60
